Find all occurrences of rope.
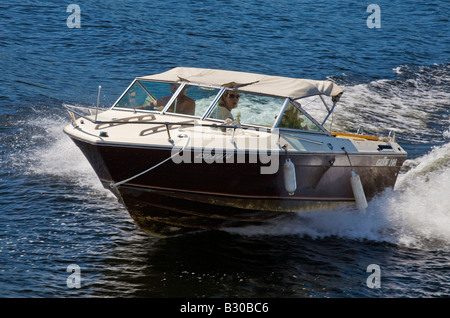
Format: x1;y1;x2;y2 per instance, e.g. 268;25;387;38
329;111;334;132
341;147;354;171
110;133;190;189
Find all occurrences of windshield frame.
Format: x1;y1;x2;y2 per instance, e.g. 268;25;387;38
274;98;330;135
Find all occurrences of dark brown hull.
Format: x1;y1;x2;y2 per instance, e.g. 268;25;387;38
71;138;406;236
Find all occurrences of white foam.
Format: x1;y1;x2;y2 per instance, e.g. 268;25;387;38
25;115;109;194
444;128;450;139
392;66;403;75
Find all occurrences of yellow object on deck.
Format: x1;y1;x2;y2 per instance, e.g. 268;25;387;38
331;131;380;141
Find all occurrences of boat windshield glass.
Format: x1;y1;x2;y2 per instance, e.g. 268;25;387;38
277;101;323;132
114;81;325;132
175;84;221;117
206;90;284;127
115;81;159;110
114;81;220;117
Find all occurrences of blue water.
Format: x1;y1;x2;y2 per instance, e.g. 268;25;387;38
1;0;449;299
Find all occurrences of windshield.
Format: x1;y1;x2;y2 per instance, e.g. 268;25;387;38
114;81;220;117
206;90;284;127
114;81;158;110
277;101;323;132
113;81;326;132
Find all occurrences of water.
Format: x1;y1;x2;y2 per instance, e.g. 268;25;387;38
1;0;449;299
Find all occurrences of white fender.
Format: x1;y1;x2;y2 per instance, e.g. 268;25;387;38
350;171;368;211
284;158;297;195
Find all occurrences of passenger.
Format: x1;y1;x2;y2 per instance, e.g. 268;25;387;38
127;87;154;110
214;91;240;121
154;83;195;115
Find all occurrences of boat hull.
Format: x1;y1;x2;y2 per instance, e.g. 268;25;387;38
69;137;406;236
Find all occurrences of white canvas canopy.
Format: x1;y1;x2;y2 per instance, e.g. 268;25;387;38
137;67;343;101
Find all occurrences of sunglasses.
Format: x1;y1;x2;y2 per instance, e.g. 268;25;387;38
227;93;240;99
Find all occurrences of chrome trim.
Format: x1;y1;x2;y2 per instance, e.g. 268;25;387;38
201;87;227;120
272;98;290;129
111;79;137;109
160;82;186;114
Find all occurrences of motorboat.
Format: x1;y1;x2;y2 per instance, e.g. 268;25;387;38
63;67;407;237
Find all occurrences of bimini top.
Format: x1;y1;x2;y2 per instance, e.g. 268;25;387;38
137;67;343;101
